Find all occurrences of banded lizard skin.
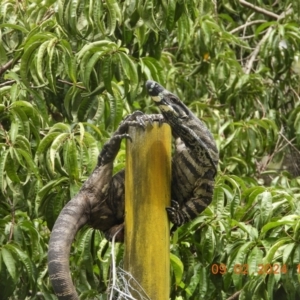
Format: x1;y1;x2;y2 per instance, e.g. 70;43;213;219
101;80;219;237
146;80;219;230
48;81;218;300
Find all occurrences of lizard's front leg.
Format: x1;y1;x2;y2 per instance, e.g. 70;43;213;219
97;111;165;242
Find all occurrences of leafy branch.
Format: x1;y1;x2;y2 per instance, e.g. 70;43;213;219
243;6;293;74
239;0;280;19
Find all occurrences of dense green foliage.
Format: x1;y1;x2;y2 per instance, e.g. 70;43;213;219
1;0;300;299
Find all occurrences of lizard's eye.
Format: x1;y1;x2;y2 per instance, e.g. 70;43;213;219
180;115;188;120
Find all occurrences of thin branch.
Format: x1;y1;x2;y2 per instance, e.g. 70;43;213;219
0;79;87;91
240;13;255;64
279;132;300;155
0;80;16;88
57;79;86;90
38;9;55;25
244;26;273;74
239;0;280;19
230;20;266;34
240;32;268;39
243;7;293;74
226;291;241;300
256;126;285;173
0;59;14;77
289;86;300;102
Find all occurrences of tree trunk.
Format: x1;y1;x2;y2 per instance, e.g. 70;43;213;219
124;122;171;299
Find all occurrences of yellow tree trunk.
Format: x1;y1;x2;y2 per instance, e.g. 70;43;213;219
124;122;171;300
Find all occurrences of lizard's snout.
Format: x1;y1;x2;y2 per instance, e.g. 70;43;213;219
146;80;164;97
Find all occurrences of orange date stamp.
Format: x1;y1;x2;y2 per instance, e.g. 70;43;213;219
211;263;296;275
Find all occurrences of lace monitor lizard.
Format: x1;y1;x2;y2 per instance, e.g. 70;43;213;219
48;81;218;300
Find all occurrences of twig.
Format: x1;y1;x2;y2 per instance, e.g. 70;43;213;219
57;79;86;90
226;291;241;300
0;59;14;77
284;228;297;242
256;126;284;172
0;80;16;88
279;131;300;155
289;86;300;102
239;32;267;39
239;0;280;19
243;26;273;74
243;6;293;74
230;20;266;34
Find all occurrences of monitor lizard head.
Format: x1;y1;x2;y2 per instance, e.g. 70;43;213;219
146;80;190;121
146;80;218;172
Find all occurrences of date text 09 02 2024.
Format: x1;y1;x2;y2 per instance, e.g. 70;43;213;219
211;264;300;275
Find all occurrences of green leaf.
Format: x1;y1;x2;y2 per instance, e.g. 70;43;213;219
185;263;201;295
166;0;176;31
282;243;295;264
0;149;9;193
201;226;216;263
83;51;110;89
36;40;50;84
231;219;258;240
77;228;94;274
46;38;58;93
36;132;60;155
106;0;121;36
20;36;48;87
16;148;38;175
101;56;113;95
264;237;291;263
9;108;30;141
212;186;225;213
1;247;17;283
37;177;69;202
247;246;263;275
49;133;70;171
64;138;80;181
5;151;20;183
177;14;190;48
255;21;276;37
170;253;184;286
0;23;29;33
6;244;35;284
259;191;273;226
261;216;299;235
65;54;77;83
77;41;116;59
117;52;138;91
14;135;31;154
140;57;164;84
10;101;40;125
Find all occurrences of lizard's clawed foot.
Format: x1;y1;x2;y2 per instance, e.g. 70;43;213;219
118;110;147;132
145;114;165;127
166;200;185;227
119;111;165;132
